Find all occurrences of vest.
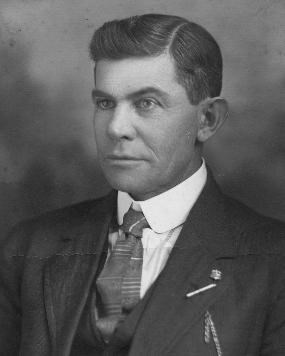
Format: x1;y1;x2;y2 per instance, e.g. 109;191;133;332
70;230;155;355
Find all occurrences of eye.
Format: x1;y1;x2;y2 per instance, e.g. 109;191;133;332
135;98;158;111
95;98;115;110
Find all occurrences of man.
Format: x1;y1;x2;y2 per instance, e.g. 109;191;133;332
0;13;285;356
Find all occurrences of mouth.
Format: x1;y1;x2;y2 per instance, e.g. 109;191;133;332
106;154;141;160
105;154;143;165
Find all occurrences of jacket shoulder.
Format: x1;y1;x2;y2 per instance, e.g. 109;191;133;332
1;193;115;259
224;195;285;255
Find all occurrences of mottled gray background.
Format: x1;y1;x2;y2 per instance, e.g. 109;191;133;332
1;0;285;240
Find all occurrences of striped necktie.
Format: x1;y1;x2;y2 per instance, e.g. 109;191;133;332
96;206;149;342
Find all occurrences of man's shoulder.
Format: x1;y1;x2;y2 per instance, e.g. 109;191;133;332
223;194;285;255
15;193;111;230
196;172;285;255
1;192;115;259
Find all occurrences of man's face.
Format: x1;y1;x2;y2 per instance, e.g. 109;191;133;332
93;53;202;200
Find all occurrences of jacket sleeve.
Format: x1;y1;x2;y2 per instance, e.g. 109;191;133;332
261;252;285;355
0;224;26;355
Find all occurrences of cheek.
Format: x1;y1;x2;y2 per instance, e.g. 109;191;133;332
150;129;196;175
94;117;109;145
154;126;189;156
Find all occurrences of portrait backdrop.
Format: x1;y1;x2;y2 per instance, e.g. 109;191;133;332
0;0;285;240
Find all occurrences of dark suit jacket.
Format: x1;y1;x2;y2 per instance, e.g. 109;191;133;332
0;175;285;356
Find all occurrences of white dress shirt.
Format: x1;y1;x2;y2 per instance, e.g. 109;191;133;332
108;160;207;298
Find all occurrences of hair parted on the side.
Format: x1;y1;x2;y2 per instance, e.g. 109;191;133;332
89;14;222;105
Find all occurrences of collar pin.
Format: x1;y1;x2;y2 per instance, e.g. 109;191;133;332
210;269;222;281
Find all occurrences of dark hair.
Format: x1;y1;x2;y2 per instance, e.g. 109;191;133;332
89;14;222;105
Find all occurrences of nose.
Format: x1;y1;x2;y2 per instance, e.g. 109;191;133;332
107;104;136;141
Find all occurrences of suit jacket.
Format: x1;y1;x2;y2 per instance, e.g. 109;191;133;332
0;175;285;356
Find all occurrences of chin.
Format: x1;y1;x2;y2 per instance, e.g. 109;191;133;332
104;172;144;196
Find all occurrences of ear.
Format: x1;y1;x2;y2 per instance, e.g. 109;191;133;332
197;97;229;143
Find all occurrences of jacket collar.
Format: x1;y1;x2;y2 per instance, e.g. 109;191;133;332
178;170;239;258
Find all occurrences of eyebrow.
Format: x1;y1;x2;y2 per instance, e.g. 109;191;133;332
92;87;171;103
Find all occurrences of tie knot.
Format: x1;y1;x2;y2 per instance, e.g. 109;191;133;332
120;206;149;239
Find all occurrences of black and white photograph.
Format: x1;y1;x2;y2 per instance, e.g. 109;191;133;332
0;1;285;355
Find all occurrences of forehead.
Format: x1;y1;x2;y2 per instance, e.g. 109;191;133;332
94;54;180;96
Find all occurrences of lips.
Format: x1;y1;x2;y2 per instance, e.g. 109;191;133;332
106;154;142;161
104;154;144;168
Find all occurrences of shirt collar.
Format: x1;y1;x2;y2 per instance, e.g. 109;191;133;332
117;159;207;234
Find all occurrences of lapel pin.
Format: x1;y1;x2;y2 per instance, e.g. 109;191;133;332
186;269;222;298
186;283;216;298
210;269;222;281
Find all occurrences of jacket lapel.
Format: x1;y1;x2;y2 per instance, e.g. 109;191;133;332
129;175;238;355
43;192;116;356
